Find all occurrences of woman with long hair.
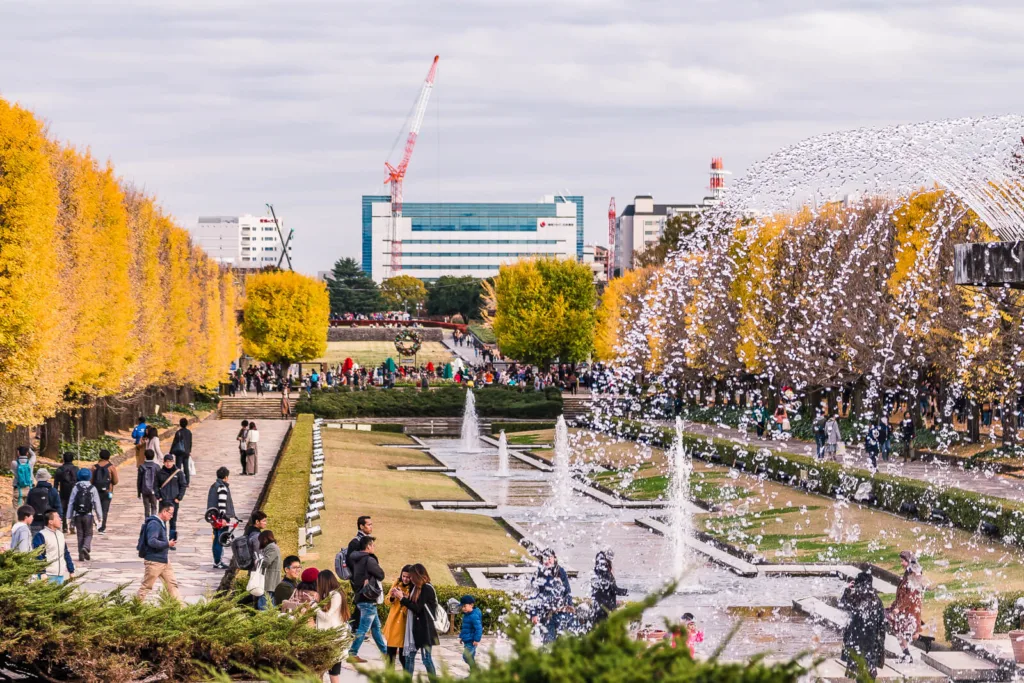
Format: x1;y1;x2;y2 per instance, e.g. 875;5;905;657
244;422;260;475
315;570;351;683
258;530;280;611
887;551;926;663
383;565;414;667
399;563;440;676
145;426;162;462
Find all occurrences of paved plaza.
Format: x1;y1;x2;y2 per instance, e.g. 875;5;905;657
75;419;291;601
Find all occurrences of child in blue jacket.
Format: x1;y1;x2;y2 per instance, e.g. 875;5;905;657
459;595;483;668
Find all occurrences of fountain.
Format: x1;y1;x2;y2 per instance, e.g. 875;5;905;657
495;430;511;477
461;389;479;453
667;417;694;583
549;416;573;514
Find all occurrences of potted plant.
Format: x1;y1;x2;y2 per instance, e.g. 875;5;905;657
967;599;999;640
1010;630;1024;663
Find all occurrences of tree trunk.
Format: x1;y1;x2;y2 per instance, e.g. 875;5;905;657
967;402;981;444
1002;399;1018;447
850;379;866;421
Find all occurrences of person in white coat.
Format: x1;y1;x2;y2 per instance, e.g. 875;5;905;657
315;570;351;683
825;415;842;461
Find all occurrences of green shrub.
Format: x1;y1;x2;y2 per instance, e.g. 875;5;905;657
57;435;123;462
0;552;343;682
262;416;312;557
194;399;219;413
370;423;405;433
148;413;172;428
296;386;562;420
491;421;557;434
168;403;196;416
943;594;1024;640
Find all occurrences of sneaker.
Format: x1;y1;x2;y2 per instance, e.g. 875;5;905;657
98;529;106;535
347;655;367;664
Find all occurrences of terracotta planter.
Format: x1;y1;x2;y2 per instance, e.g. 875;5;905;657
967;609;998;640
1010;630;1024;663
637;628;668;644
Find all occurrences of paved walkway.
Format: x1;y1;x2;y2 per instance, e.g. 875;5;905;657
76;419;291;602
334;634;506;681
442;329;484;366
656;417;1024;501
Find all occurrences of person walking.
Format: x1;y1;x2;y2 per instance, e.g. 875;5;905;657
66;468;103;561
900;413;916;462
752;401;767;437
591;550;627;624
8;506;35;552
281;388;291;419
888;551;926;663
347;535;387;663
136;501;181;602
258;529;280;611
156;455;187;541
11;445;36;506
236;420;250;475
400;563;440;676
878;417;892;463
207;467;234;569
825;415;842;461
132;416;148;467
27;470;63;534
459;595;483;670
54;452;79;534
31;511;74;584
864;421;881;471
91;450;118;534
244;422;260;475
813;413;827;460
383;565;413;667
169;418;193;486
315;570;351;683
840;570;886;678
527;549;573;643
346;516;374;630
145;426;163;462
137;449;162;519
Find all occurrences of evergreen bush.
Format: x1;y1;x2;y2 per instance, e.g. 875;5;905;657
296;386;562;419
56;435;123;462
491;421;557;434
943;592;1024;640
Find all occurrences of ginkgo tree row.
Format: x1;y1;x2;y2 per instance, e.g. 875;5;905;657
0;97;239;427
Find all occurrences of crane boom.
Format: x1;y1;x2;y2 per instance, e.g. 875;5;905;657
384;55;439;278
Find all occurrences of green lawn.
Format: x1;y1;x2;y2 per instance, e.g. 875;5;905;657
312;341;454;369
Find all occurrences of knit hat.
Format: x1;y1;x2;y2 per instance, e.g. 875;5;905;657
36;469;51;482
460;595;475;606
301;567;320;584
77;468;92;481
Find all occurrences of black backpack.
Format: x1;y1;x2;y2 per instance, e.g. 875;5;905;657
57;464;78;489
27;486;51;519
92;463;112;491
137;519;151;558
72;483;93;515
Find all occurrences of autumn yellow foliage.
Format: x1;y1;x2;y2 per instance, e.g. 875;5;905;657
241;271;329;368
595;266;657;362
0;97;239;426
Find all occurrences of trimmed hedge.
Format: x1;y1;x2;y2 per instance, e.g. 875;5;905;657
490;421;557;434
943;594;1024;641
370;423;406;433
262;415;313;557
296;386;563;419
604;418;1024;549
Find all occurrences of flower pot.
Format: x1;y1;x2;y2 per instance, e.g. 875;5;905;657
967;609;998;640
1010;630;1024;663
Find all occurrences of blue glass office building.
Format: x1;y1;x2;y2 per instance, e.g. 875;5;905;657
361;195;583;282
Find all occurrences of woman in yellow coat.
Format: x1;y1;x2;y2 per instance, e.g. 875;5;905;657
383;565;414;666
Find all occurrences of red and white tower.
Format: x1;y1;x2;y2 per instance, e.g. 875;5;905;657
607;197;616;279
708;157;730;203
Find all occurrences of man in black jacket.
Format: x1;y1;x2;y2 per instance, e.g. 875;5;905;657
156;455;187;541
54;452;79;533
346;516;373;630
170;418;194;486
347;536;387;663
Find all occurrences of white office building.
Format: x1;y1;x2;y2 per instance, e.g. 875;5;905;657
613;196;702;273
192;214;292;269
361;194;583;283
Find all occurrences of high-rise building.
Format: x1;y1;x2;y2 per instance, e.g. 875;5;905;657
613;196;702;274
361;195;584;283
192;214;292;269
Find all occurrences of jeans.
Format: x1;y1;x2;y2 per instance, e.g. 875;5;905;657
256;594;267;611
349;602;387;656
404;647;436;676
212;529;223;565
814;434;826;459
462;643;477;668
47;575;65;585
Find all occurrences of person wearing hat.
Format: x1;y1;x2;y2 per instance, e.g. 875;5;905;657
459;595;483;669
155;454;187;541
66;468;103;561
26;469;63;534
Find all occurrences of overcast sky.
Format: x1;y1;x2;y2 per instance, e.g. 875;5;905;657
3;0;1024;274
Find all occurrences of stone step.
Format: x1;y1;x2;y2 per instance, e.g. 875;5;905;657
921;651;1003;681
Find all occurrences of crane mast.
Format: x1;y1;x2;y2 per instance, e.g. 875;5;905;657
384;55;439;278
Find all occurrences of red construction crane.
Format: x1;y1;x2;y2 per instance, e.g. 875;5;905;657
607;197;616;279
384;55;440;278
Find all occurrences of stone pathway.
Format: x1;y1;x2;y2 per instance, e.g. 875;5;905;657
75;419;291;602
651;417;1024;502
334;634;505;681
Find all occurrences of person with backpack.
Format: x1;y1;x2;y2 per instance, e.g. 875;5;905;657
91;450;118;534
27;470;63;534
245;511;269;566
343;516;373;630
31;510;74;584
136;501;180;602
156;454;187;540
170;418;193;486
400;563;441;676
206;467;235;569
137;449;162;519
54;452;79;534
236;420;250;475
347;535;387;664
66;468;103;561
8;506;35;552
131;416;148;467
10;446;36;506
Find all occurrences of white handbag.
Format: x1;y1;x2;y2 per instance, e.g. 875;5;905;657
246;557;266;597
188;458;196;478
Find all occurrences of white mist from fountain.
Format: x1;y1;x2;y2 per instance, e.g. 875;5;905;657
668;416;695;586
461;389;479;453
496;430;511;477
549;416;573;514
